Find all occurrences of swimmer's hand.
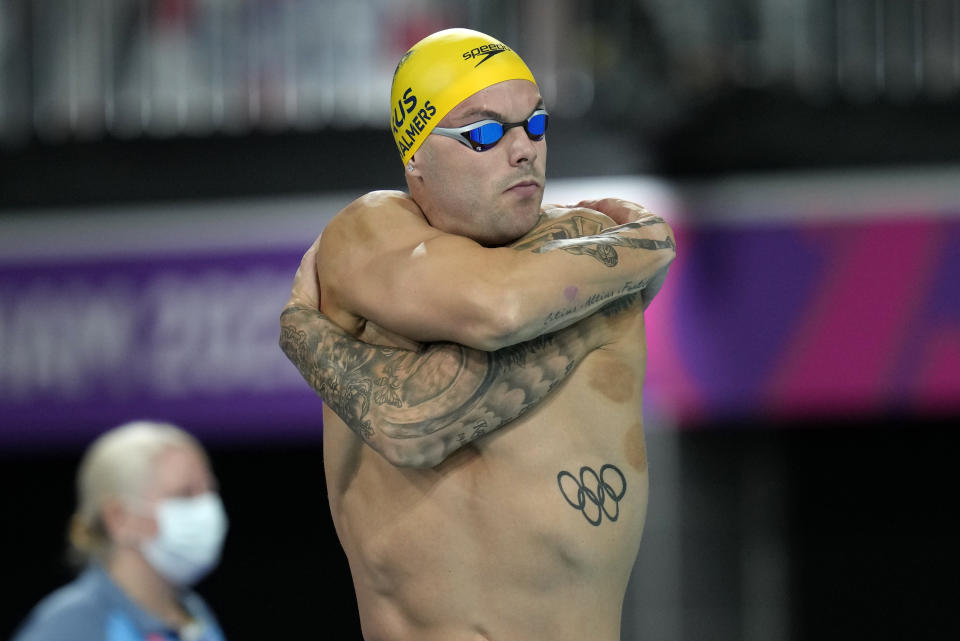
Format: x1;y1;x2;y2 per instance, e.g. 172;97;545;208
574;198;662;226
569;198;675;310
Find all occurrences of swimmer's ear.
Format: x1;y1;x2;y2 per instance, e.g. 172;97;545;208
406;156;422;177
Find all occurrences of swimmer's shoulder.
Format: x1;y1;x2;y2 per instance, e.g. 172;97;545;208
335;190;426;228
323;190;438;257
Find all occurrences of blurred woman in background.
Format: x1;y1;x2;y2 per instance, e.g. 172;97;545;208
11;420;229;641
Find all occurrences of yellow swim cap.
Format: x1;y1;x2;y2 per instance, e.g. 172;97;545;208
390;28;537;165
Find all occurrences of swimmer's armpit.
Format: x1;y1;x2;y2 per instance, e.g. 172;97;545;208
279;303;610;468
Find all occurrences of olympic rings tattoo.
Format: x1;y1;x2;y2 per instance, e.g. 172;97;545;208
556;464;627;526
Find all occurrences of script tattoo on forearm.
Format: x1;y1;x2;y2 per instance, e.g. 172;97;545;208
510;213;673;328
511;216;674;267
543;285;645;328
280;305;598;464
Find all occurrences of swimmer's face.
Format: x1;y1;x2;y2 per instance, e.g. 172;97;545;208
408;79;546;246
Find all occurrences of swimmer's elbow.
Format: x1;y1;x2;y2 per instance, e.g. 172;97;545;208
377;438;445;469
431;265;529;351
662;223;678;263
659;240;677;273
461;287;527;351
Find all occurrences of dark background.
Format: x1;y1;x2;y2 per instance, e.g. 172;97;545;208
4;418;958;640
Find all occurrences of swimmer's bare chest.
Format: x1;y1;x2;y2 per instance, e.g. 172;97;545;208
322;341;649;641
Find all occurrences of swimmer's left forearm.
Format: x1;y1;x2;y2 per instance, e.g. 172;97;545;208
279;301;613;468
491;214;676;346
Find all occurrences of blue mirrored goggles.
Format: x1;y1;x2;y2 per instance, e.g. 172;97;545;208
430;109;549;152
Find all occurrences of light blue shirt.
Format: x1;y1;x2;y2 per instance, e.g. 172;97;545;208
11;565;226;641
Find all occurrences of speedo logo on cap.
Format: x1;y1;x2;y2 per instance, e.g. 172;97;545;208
462;43;509;67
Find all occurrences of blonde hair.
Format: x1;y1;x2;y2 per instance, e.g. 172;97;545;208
68;420;205;566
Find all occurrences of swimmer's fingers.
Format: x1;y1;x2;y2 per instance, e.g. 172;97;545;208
574;198;657;225
541;203;610;221
288;233;322;310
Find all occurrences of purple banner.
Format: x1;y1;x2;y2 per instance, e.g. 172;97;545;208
0;249;325;446
644;215;960;424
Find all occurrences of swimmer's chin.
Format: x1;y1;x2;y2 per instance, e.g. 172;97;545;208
482;218;541;247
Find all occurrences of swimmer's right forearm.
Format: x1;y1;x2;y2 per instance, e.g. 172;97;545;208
279;302;614;468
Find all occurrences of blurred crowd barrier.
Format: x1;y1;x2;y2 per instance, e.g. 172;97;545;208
2;168;958;446
2;0;959;147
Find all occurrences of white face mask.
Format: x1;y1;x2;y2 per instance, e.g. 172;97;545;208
141;492;228;587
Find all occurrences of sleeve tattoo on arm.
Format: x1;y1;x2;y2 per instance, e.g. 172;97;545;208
279;321;377;439
279;304;596;465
